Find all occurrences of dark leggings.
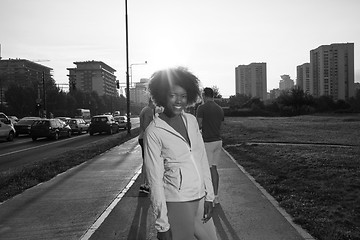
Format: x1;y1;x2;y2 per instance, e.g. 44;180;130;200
138;139;147;184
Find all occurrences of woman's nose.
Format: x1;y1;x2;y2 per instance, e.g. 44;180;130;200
175;95;182;103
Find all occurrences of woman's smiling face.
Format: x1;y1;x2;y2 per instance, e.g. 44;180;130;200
164;85;188;117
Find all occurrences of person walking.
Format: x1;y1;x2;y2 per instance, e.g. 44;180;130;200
196;87;224;206
144;67;218;240
138;98;155;194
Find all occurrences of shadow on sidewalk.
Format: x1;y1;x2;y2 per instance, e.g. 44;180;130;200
125;172;241;240
127;192;151;240
126;193;242;240
213;204;241;240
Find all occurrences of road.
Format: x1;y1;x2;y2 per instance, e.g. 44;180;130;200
0;118;139;173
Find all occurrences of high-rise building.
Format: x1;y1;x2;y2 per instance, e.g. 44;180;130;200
296;63;310;93
128;78;149;105
67;61;117;97
310;43;354;100
235;62;267;100
0;58;52;107
279;74;294;91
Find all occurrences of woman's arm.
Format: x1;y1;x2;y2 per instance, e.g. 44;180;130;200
144;129;171;233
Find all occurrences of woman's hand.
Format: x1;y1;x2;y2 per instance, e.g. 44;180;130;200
202;200;214;223
157;229;172;240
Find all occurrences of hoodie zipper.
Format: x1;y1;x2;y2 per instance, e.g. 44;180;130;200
155;114;202;196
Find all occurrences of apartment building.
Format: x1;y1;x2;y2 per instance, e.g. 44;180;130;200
235;62;267;100
128;78;149;105
310;43;354;100
296;63;311;93
0;58;52;106
67;61;117;97
279;74;294;91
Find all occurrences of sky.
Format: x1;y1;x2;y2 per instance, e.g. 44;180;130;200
1;0;359;98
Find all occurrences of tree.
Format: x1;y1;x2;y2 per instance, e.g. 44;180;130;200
211;85;222;98
46;87;68;117
277;86;313;115
5;84;38;117
314;95;335;112
4;78;130;118
348;89;360;112
228;94;251;109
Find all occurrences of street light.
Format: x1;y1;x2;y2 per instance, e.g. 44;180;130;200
125;0;131;134
125;1;147;134
130;61;147;87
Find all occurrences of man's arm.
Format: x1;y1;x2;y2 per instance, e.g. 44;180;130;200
143;111;154;130
196;105;203;129
197;117;203;129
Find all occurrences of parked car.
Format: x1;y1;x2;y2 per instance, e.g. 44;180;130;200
55;117;71;124
89;115;119;136
114;115;131;130
68;118;89;134
8;116;19;125
0;112;12;125
0;114;15;141
113;111;121;116
30;119;72;141
14;117;41;136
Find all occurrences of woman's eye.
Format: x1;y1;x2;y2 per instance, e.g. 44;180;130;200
169;94;187;100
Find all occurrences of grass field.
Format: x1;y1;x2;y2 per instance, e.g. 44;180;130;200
221;114;360;240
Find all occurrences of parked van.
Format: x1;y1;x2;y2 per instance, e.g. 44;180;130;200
0;112;16;141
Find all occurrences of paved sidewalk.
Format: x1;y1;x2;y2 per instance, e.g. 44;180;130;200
213;148;315;240
89;147;315;240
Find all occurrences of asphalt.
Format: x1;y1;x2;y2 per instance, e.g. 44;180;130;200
0;137;316;240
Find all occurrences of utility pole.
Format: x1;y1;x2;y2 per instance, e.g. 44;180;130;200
125;0;131;134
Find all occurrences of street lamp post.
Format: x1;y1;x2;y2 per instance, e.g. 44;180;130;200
125;0;131;134
130;61;147;87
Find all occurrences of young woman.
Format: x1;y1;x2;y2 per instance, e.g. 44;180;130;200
144;67;218;240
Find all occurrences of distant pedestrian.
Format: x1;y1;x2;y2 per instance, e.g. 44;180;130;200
144;67;218;240
138;98;155;194
196;87;224;206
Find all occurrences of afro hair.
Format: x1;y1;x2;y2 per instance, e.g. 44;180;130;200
148;67;202;107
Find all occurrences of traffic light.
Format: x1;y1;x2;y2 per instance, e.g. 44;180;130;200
116;80;120;89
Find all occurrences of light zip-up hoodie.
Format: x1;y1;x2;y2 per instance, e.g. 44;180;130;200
144;112;215;232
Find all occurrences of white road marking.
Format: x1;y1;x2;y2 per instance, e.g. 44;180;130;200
80;167;142;240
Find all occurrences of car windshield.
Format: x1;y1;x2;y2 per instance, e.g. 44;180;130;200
92;117;108;122
33;120;50;126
